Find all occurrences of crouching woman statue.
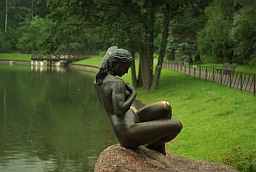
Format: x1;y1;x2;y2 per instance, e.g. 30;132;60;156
94;47;182;155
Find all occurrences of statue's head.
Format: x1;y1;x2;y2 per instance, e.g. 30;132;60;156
107;49;133;77
95;48;133;86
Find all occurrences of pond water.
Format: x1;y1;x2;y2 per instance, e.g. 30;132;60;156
0;64;117;172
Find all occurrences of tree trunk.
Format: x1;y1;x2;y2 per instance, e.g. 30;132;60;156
131;52;138;88
5;0;8;32
31;0;34;19
138;60;142;87
139;3;154;91
140;44;152;91
151;3;171;90
149;3;154;72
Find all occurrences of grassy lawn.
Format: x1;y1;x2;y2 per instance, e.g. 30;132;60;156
0;53;31;61
76;56;255;168
135;69;255;161
73;55;102;66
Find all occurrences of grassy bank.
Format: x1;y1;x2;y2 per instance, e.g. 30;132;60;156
77;57;255;169
0;53;31;61
73;55;102;66
137;69;255;158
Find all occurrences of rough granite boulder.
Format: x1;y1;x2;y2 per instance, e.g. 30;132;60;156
94;144;239;172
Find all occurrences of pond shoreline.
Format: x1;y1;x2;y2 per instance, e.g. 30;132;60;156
0;60;98;72
69;64;98;72
0;60;145;108
0;60;31;65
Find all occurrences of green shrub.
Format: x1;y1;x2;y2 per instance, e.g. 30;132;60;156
220;146;256;172
98;51;106;57
249;57;256;67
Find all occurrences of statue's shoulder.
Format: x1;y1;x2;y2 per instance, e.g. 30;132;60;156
104;75;122;82
103;76;125;89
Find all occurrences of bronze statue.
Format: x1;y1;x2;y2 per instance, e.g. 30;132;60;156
94;46;182;155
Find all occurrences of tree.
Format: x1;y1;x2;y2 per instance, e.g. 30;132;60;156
197;3;233;63
151;2;171;90
5;0;7;32
230;1;256;65
0;0;49;52
46;0;182;90
198;0;256;65
166;0;212;63
17;16;56;53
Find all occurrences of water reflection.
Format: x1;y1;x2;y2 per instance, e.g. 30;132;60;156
0;65;117;172
30;65;67;73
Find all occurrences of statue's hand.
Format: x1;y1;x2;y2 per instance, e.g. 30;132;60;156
125;83;135;92
125;83;136;99
125;89;130;99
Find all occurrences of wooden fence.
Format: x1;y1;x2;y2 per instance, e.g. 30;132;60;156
163;62;256;95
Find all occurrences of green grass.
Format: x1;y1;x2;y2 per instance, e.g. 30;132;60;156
0;53;31;61
73;56;102;67
76;56;256;164
135;69;255;162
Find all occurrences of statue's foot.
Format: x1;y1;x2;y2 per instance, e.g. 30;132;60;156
146;144;166;155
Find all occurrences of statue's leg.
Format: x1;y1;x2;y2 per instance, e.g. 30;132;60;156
122;119;182;154
136;101;172;122
146;129;181;155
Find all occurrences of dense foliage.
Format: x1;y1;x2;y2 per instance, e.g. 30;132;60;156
0;0;101;54
197;0;256;65
0;0;255;89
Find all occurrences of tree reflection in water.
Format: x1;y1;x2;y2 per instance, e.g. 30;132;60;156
0;65;117;172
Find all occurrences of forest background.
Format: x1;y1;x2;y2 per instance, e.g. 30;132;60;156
0;0;255;90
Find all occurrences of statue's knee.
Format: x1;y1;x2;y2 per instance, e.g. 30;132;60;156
177;120;183;132
161;101;172;118
172;119;182;132
161;101;170;106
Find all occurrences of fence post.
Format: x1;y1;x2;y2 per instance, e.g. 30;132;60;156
205;67;208;80
254;74;256;95
229;72;232;88
240;72;243;91
198;66;201;79
213;68;215;82
220;71;223;84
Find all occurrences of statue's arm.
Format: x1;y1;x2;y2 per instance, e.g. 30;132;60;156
112;80;136;117
125;83;136;99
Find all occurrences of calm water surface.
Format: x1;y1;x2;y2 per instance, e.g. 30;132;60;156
0;64;117;172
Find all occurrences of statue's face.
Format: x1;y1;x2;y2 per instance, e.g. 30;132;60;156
114;62;132;77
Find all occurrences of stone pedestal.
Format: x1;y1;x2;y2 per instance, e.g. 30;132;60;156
94;144;239;172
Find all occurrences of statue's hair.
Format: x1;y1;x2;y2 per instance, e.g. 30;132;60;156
108;49;133;65
95;48;133;86
107;49;133;74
